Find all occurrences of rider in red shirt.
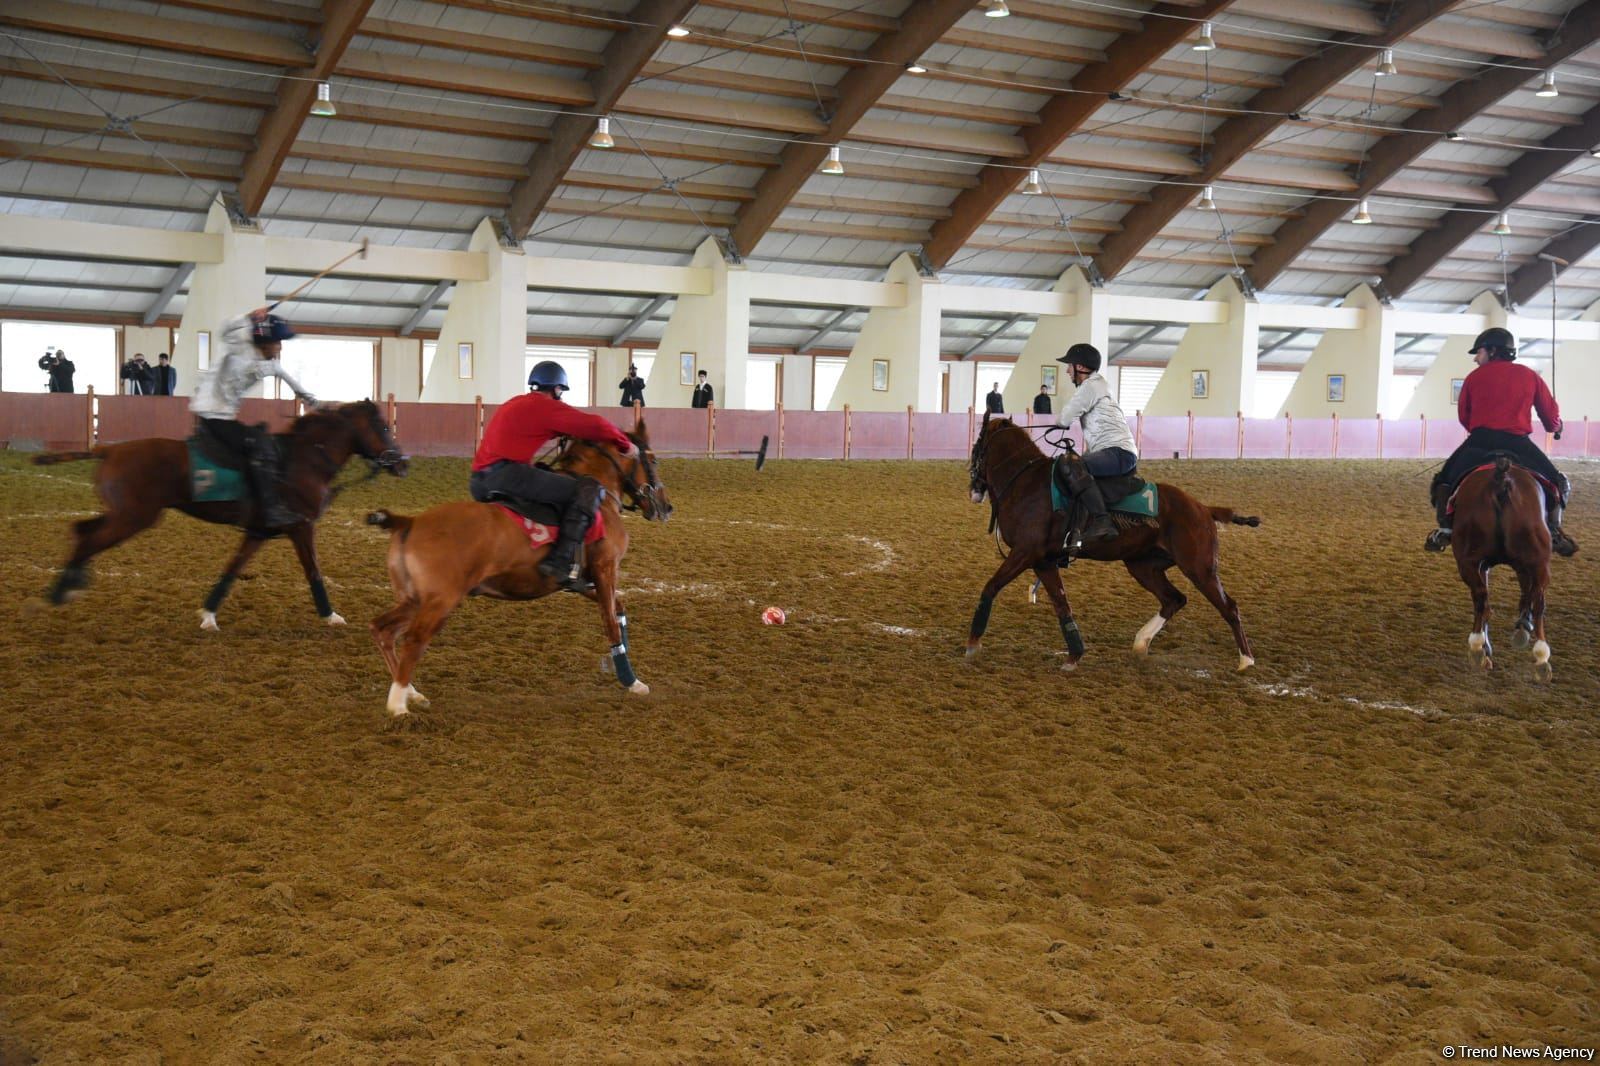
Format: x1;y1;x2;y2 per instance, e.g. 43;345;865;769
1427;328;1575;556
471;361;635;589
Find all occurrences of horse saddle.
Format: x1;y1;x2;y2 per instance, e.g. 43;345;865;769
488;498;606;549
1050;457;1160;517
1447;452;1561;513
185;439;248;502
482;491;563;526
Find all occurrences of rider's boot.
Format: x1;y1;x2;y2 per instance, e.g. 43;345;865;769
1066;461;1118;546
1425;483;1453;552
539;477;604;591
1548;474;1577;556
248;436;298;530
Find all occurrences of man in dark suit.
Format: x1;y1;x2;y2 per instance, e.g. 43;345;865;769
1033;386;1052;415
985;382;1004;415
122;353;154;394
619;365;646;408
41;350;75;393
691;370;714;409
151;353;178;396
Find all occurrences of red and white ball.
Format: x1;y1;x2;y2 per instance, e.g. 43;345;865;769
761;606;786;626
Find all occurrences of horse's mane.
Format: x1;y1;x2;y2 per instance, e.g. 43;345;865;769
287;401;376;440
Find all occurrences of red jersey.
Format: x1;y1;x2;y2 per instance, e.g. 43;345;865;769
1457;359;1560;437
472;391;632;471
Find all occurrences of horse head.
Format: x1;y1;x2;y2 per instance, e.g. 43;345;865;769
564;422;672;522
307;400;407;477
969;414;1034;505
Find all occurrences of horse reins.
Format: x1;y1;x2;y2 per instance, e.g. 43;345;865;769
562;438;657;513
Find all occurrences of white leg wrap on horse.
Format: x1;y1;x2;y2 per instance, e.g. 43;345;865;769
1468;632;1487;653
1533;640;1551;665
325;612;346;626
198;610;219;632
387;682;411;716
1133;613;1166;653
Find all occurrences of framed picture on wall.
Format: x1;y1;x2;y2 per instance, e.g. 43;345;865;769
457;342;473;379
1191;369;1209;400
679;352;696;386
197;331;211;372
872;358;890;392
1451;378;1465;405
1326;374;1345;403
1041;365;1057;393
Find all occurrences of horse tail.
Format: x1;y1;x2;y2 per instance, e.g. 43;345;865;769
366;509;411;533
1492;455;1515;507
1208;505;1261;527
33;447;108;465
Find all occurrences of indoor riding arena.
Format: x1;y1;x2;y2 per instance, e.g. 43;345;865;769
3;0;1599;1061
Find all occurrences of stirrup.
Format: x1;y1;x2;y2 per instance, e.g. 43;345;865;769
1551;530;1578;557
1424;528;1451;552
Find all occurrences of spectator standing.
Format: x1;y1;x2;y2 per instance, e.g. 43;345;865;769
151;353;178;396
985;382;1005;415
691;370;714;409
38;351;59;391
48;350;76;393
122;353;154;395
619;365;646;408
1033;386;1052;415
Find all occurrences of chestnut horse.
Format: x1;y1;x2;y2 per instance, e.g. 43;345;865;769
34;401;405;629
1448;456;1553;680
967;416;1257;671
366;423;670;717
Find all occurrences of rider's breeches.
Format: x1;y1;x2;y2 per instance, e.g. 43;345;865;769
470;460;581;507
1082;447;1138;478
1436;428;1566;504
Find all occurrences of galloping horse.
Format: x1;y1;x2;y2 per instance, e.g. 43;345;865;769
34;401;406;628
366;422;670;717
967;416;1257;671
1447;456;1554;680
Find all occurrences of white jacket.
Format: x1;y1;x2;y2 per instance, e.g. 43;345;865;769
1055;372;1137;457
190;315;313;419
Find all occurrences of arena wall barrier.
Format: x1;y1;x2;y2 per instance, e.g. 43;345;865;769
1;394;1589;464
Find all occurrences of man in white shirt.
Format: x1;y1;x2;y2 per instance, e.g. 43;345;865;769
1054;343;1138;544
191;311;317;529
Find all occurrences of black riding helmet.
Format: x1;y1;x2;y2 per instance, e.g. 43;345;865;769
250;312;295;346
1469;327;1516;360
1057;343;1102;374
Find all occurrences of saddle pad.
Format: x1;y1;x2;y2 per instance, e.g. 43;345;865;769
495;504;605;548
186;440;247;503
1050;458;1159;517
1447;461;1559;515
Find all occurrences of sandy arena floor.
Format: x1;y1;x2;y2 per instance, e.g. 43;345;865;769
1;448;1596;1064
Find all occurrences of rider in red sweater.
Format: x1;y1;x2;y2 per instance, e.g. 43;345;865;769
1427;328;1575;556
471;361;635;589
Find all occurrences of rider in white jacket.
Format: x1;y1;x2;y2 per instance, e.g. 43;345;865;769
190;312;316;529
1054;343;1138;544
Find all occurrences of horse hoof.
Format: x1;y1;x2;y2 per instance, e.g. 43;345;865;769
388;706;411;718
198;610;219;632
964;644;980;659
405;685;429;709
1237;654;1255;672
627;680;650;696
1533;661;1553;683
1060;659;1079;673
1510;627;1531;650
325;612;347;627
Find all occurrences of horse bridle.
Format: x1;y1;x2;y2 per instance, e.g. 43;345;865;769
566;437;661;514
972;423;1046;507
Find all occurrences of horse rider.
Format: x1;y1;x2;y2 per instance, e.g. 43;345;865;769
1426;327;1576;556
190;311;317;530
1054;343;1138;545
470;360;637;590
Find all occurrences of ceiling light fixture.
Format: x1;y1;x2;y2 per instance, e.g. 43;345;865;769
982;0;1010;17
666;23;690;38
1536;71;1558;98
1376;49;1398;77
1445;131;1464;142
1589;147;1600;159
1352;199;1373;225
820;145;844;175
309;81;336;117
1196;184;1216;210
1021;169;1043;195
589;116;615;149
1193;21;1216;51
906;60;928;73
1492;212;1512;235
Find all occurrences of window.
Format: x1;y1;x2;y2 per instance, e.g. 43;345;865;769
813;356;847;409
2;321;119;395
1387;375;1420;419
974;361;1013;407
1253;371;1297;418
421;341;437;392
1116;367;1163;414
276;336;376;401
525;345;593;407
746;357;780;410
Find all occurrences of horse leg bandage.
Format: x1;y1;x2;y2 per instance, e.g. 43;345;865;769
971;596;995;638
1060;617;1086;656
310;577;333;618
610;644;637;687
203;574;236;613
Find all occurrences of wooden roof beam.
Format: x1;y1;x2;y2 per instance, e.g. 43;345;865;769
505;0;700;239
0;0;314;67
1246;0;1600;292
237;0;374;217
727;0;976;258
922;0;1239;269
1092;0;1471;282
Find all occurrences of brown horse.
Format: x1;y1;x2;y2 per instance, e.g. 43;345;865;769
34;401;405;629
967;416;1257;671
1448;456;1553;680
366;423;670;717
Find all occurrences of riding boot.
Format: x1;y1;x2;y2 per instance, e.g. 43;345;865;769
248;436;298;530
1066;461;1118;545
539;477;604;590
1425;482;1452;552
1547;477;1578;556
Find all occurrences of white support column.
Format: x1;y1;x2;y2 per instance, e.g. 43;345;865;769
782;353;814;410
946;359;976;413
1006;265;1107;414
425;218;527;403
650;238;749;409
1142;276;1257;416
1402;291;1507;420
1549;297;1600;420
830;253;943;412
379;336;422;402
1278;284;1392;418
176;201;267;393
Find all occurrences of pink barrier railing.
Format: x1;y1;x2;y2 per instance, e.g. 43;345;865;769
4;392;1595;463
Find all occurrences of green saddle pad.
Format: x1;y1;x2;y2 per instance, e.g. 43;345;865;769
1050;476;1159;517
187;440;247;502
